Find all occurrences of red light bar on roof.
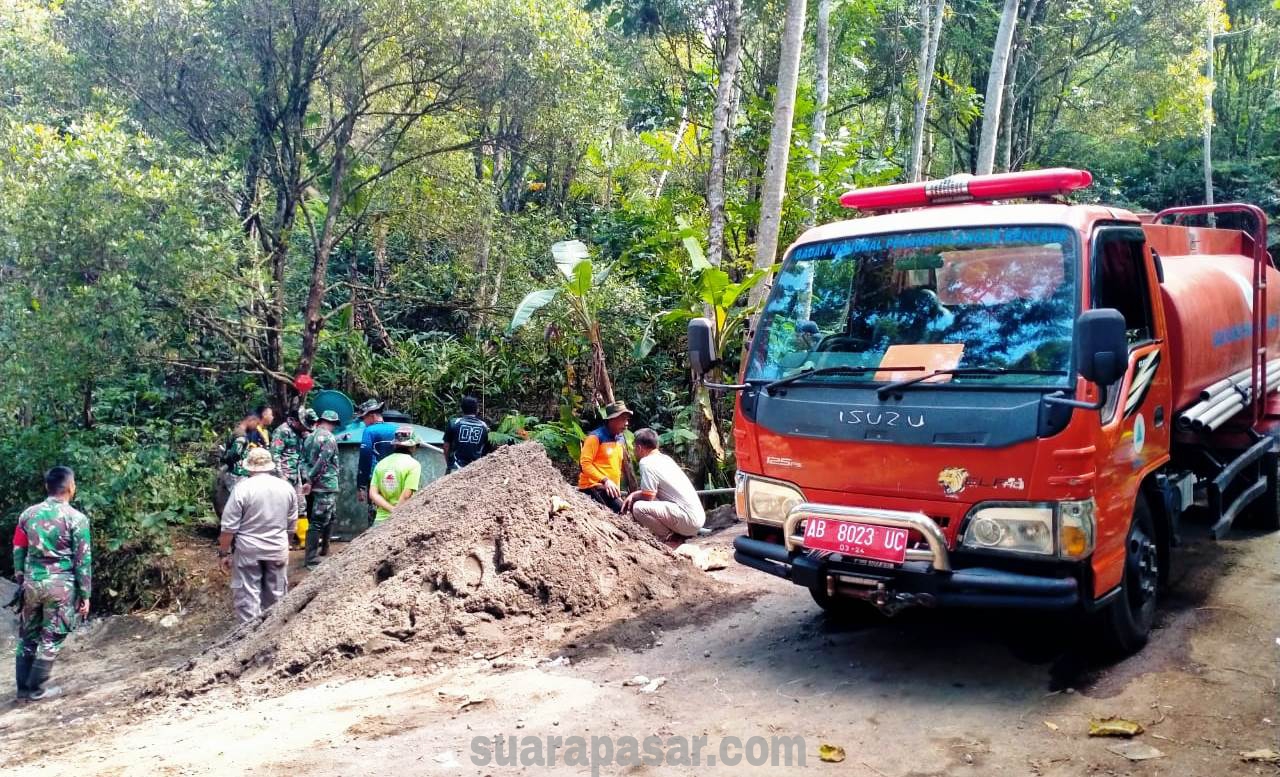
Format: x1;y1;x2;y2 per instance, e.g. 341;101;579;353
839;168;1093;212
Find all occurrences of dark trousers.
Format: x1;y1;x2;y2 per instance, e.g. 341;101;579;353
580;485;623;513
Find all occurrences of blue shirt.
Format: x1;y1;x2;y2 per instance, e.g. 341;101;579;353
357;421;400;490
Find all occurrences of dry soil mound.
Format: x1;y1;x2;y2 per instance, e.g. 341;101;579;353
154;442;720;697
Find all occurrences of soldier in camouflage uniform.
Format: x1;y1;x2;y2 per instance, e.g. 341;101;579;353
271;409;313;548
302;409;341;569
11;466;91;702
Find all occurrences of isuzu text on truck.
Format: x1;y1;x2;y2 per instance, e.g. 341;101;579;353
688;168;1278;654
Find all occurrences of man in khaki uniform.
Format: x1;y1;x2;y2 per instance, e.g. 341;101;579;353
219;448;298;623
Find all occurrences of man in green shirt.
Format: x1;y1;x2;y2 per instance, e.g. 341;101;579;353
370;426;422;524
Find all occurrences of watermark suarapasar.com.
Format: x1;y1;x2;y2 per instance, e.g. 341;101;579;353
471;733;807;773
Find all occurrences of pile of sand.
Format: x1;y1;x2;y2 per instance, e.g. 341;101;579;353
154;443;720;697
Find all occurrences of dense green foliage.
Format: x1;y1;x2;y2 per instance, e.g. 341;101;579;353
0;0;1277;608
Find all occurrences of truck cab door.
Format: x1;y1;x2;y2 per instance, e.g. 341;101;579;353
1091;227;1168;430
1089;225;1173;596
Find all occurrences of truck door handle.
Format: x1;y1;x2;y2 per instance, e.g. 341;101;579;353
1154;406;1165;427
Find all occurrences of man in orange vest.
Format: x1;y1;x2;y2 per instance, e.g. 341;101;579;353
577;401;632;512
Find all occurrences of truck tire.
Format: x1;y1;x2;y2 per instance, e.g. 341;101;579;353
809;585;885;625
1095;495;1159;657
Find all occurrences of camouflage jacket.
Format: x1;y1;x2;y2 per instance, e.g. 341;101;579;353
223;424;269;478
271;423;306;485
12;497;92;599
303;427;340;492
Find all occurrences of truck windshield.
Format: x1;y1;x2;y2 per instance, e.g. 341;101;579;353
745;225;1078;388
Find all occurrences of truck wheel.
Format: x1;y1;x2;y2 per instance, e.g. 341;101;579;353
809;585;885;624
1242;454;1280;531
1095;495;1159;657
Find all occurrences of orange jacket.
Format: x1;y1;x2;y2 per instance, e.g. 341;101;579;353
578;427;624;489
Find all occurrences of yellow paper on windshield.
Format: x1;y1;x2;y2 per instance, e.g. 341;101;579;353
875;344;965;382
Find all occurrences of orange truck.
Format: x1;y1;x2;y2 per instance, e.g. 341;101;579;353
688;168;1277;654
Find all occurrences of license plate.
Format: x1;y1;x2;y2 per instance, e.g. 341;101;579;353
802;517;909;564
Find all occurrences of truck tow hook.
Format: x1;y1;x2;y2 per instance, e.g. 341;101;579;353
868;586;937;616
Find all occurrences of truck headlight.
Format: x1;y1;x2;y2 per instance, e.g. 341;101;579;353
962;505;1055;556
961;499;1096;559
738;474;805;526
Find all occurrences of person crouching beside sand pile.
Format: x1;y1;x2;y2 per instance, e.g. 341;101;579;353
622;428;706;543
578;401;632;512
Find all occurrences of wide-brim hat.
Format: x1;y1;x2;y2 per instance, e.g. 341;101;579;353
300;408;318;430
319;409;341;424
392;424;419;449
603;400;633;420
244;448;276;473
357;398;385;417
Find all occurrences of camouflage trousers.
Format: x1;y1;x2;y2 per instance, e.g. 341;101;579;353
305;492;337;567
17;577;78;662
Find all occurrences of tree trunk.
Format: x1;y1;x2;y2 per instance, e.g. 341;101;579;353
748;0;808;309
907;0;946;182
707;0;743;270
654;105;688;199
1000;0;1040;172
975;0;1020;175
1203;10;1216;217
297;116;356;377
806;0;832;222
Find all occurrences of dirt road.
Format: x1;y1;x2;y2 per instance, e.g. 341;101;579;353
2;524;1277;776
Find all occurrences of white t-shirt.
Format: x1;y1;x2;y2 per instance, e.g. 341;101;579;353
638;452;705;527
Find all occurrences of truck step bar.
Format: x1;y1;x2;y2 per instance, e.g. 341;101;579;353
1205;435;1276;539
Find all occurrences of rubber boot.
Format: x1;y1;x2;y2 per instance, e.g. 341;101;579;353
320;524;333;557
304;525;322;569
26;658;61;701
15;653;34;702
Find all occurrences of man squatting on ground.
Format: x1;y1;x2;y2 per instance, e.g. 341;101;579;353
578;401;632;512
12;466;92;702
623;428;706;541
219;448;298;623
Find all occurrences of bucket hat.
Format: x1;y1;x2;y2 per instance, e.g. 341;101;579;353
603;401;633;420
356;399;385;417
244;448;276;473
392;425;419;449
318;409;341;424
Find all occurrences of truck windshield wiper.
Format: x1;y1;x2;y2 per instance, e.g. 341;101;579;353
764;365;925;395
876;367;1067;399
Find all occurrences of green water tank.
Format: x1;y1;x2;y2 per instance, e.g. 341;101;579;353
329;422;446;539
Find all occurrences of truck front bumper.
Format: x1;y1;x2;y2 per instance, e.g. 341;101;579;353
734;504;1083;611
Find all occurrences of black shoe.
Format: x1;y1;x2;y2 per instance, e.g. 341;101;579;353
26;658;62;701
15;653;34;701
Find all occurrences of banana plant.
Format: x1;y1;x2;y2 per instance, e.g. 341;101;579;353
509;240;616;405
635;219;770;469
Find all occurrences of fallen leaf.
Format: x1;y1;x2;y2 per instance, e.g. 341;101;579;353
1043;721;1060;732
818;744;846;763
1088;718;1144;738
1241;749;1280;764
1107;742;1164;761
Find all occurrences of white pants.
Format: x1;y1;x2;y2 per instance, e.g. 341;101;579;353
631;500;701;539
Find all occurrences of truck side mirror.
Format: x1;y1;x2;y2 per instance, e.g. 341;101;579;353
688;317;715;378
1075;308;1127;386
